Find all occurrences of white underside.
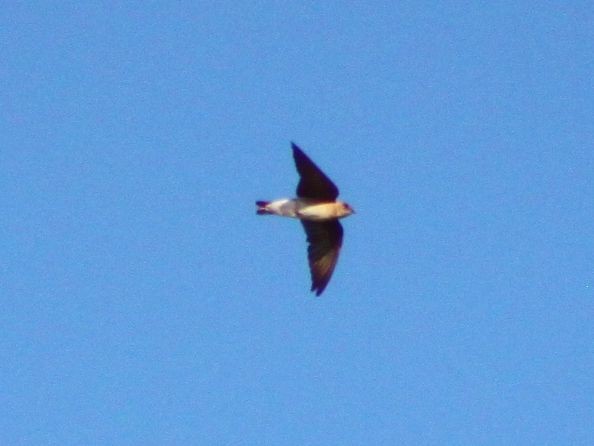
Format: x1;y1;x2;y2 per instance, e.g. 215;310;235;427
263;199;343;221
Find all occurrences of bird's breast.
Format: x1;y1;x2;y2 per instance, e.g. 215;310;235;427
296;201;343;221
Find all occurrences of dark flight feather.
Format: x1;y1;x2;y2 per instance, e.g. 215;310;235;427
292;142;339;200
301;220;343;296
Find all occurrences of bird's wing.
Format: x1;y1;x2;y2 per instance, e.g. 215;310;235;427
301;220;343;296
292;142;339;200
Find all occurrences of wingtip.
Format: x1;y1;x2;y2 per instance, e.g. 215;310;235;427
311;284;326;296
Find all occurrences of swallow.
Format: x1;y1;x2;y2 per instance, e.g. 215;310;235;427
256;142;354;296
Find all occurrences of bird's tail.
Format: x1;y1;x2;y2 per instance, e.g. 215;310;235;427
256;200;272;215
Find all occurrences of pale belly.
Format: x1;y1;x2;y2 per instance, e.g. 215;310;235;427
265;199;340;221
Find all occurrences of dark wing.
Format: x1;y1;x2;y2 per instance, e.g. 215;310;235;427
301;220;343;296
292;142;339;200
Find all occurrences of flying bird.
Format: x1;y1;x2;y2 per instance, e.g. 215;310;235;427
256;142;354;296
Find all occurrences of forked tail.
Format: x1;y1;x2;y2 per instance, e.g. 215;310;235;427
255;200;272;215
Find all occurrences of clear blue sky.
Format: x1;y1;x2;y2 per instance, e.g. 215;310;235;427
2;2;593;445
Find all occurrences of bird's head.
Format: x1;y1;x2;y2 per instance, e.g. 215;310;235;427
338;201;355;217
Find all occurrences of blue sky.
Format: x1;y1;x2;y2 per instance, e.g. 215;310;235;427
2;2;593;445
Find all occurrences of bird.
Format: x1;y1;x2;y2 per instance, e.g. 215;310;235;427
256;142;354;296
